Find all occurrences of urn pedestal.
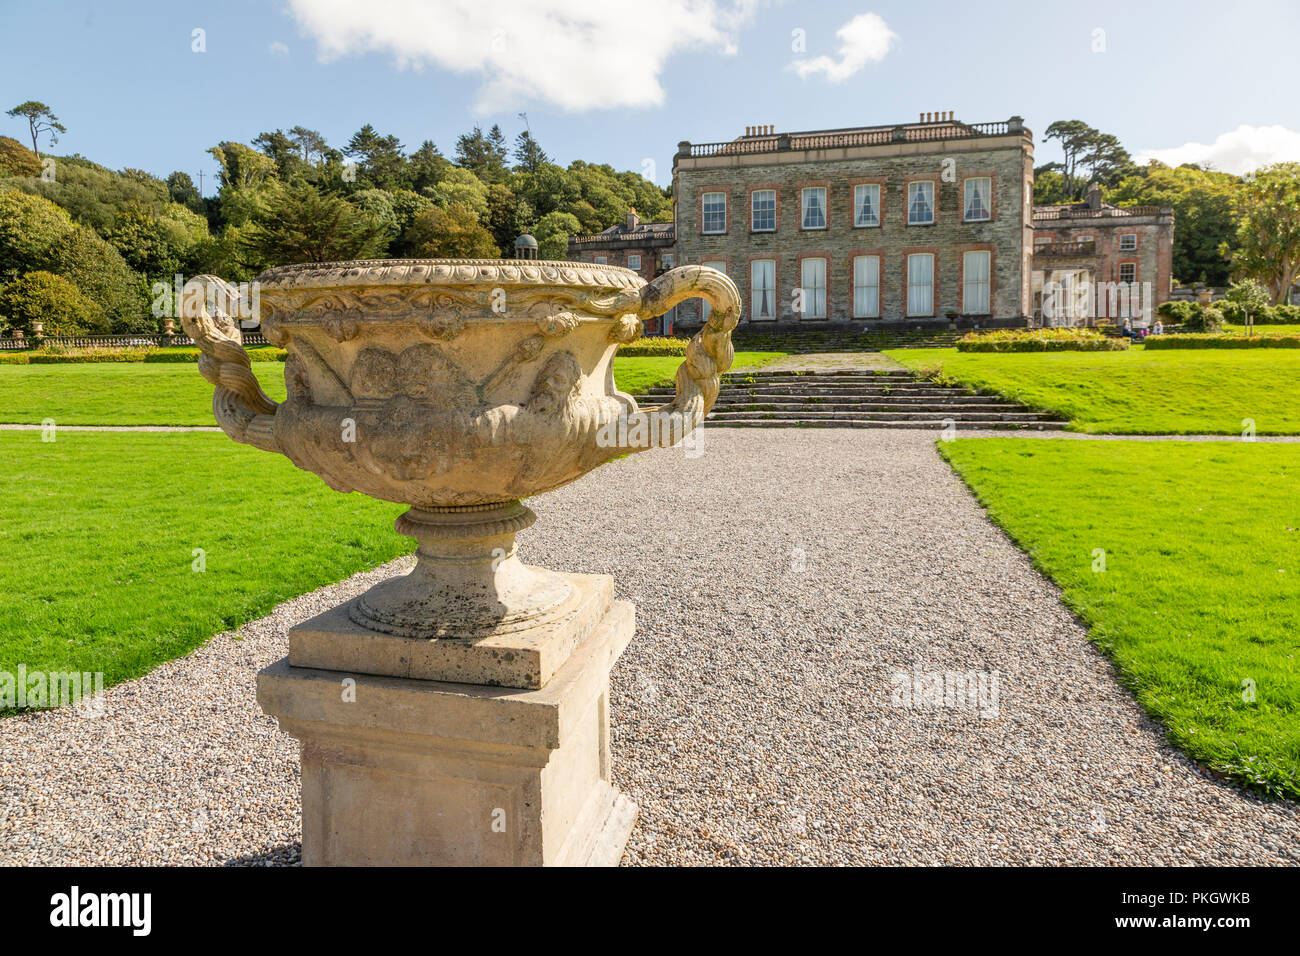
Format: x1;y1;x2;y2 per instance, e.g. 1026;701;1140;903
256;586;637;867
180;259;741;866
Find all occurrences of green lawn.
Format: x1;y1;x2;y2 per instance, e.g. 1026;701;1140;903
0;352;785;426
1224;324;1300;334
0;431;409;704
887;347;1300;434
941;438;1300;799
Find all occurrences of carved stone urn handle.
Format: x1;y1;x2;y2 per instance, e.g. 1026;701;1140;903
179;275;280;453
618;264;742;448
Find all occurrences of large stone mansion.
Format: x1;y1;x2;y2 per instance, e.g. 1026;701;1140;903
568;113;1174;332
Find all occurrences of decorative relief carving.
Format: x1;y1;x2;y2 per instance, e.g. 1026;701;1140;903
349;345;477;405
527;351;582;416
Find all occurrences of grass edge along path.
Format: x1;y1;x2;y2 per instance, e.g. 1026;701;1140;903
939;437;1300;800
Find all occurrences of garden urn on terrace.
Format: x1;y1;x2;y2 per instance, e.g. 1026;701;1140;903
180;257;740;866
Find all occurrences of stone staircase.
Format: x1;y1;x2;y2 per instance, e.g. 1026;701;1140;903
634;368;1068;430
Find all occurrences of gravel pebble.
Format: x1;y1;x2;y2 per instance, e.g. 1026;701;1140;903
2;428;1296;866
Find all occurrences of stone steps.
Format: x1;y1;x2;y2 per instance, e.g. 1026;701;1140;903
633;368;1068;430
696;401;1041;413
703;418;1061;430
644;390;1013;405
708;409;1057;423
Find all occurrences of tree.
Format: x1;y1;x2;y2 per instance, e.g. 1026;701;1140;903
105;203;178;279
288;126;329;164
1042;120;1094;201
401;203;499;259
4;155;174;236
209;141;277;193
429;166;490;221
513;130;550;173
387;188;435;241
0;192;143;329
0;188;75;280
455;125;507;183
166;171;205;215
43;223;151;332
1226;278;1271;330
102;201;209;282
0;270;101;335
1229;162;1300;304
242;182;387;266
409;140;451;194
514;162;580;218
1107;162;1239;284
1032;167;1068;205
1080;132;1134;189
0;136;41;177
253;129;308;180
532;211;581;260
486;184;533;256
345;125;408;190
1041;121;1133;201
6;101;65;158
350;188;401;250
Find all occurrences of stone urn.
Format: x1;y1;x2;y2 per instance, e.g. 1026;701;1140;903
180;258;740;865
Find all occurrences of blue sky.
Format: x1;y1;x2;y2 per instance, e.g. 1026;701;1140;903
3;0;1298;195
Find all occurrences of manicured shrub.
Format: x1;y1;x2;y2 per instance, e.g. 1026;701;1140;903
1156;300;1197;323
616;336;691;356
957;328;1128;352
1216;301;1246;324
1182;305;1225;332
1145;333;1300;349
7;345;287;364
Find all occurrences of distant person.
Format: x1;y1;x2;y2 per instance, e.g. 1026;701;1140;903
1121;317;1135;341
1150;319;1164;335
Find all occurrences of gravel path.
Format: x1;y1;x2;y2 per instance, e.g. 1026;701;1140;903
2;428;1297;865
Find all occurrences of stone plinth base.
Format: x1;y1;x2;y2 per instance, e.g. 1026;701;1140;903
288;573;616;690
256;599;637;866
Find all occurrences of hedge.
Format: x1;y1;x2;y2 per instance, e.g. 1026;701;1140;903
956;328;1129;352
0;336;691;363
0;346;287;365
1159;300;1300;325
1144;333;1300;350
615;336;691;356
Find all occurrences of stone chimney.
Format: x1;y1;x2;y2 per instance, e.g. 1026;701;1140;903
626;207;639;231
1085;182;1102;210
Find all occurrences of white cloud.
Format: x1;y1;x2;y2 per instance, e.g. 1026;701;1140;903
788;12;896;83
285;0;758;112
269;41;290;56
1135;124;1300;176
